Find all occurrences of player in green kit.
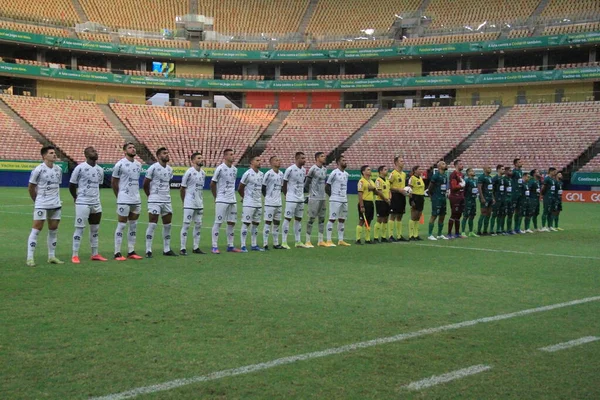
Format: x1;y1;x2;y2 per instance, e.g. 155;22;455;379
427;161;449;241
527;169;542;232
553;172;564;231
461;168;479;237
511;158;525;233
503;167;515;234
541;167;557;232
518;172;531;232
490;164;504;236
476;165;494;235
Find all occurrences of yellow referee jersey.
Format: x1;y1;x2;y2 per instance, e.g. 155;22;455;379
389;169;406;191
375;177;390;201
409;175;425;195
357;177;375;201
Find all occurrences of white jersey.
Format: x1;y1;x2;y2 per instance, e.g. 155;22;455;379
212;163;237;204
283;164;305;203
146;162;173;203
263;169;284;207
29;163;62;209
327;168;349;203
181;167;206;209
307;165;327;200
70;162;104;205
240;168;264;208
112;158;142;204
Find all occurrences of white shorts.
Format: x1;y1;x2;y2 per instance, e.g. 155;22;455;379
148;202;173;216
33;208;62;221
242;206;262;224
117;204;141;217
308;199;327;219
75;204;103;227
215;202;238;223
183;208;203;224
329;201;348;220
284;201;305;220
264;205;282;222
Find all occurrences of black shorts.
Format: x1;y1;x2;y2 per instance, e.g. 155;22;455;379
375;200;390;218
390;192;406;215
358;202;374;223
449;196;465;215
410;194;425;212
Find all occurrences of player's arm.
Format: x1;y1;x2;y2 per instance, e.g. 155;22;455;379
477;181;485;203
237;182;246;199
358;191;365;211
282;180;288;196
325;183;331;197
450;173;460;192
541;181;549;196
304;172;312;194
180;186;186;203
69;183;78;201
111;177;120;197
143;177;151;197
210;180;217;199
28;183;37;202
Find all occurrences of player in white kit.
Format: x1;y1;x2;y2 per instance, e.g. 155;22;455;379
68;146;107;263
238;156;264;252
143;147;177;257
179;152;206;255
325;155;351;247
304;152;328;247
111;142;143;261
262;156;285;250
211;149;241;254
26;146;64;266
282;152;309;249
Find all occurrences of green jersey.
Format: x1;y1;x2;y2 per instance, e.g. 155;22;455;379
465;177;479;203
477;174;493;200
430;171;448;201
543;176;556;200
555;180;563;203
492;174;504;201
527;179;540;200
511;168;524;198
503;175;513;202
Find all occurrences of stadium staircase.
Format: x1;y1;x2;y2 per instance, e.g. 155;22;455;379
71;0;89;22
239;110;289;164
298;0;319;35
0;98;73;165
327;108;388;164
417;0;432;14
529;0;551;20
98;104;154;164
565;138;600;175
443;105;511;164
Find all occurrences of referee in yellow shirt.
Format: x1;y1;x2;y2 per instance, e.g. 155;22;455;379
375;166;391;243
389;156;409;242
356;165;375;244
408;165;425;241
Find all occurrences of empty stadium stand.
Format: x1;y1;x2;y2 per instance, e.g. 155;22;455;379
77;32;112;42
580;153;600;172
459;102;600;171
0;105;43;161
275;43;310;51
120;36;190;49
542;21;600;35
342;106;499;170
316;39;395;49
261;109;377;168
110;104;277;166
0;20;70;37
541;0;600;20
1;95;128;164
402;32;499;45
0;0;79;25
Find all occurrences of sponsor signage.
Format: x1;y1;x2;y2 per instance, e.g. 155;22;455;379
0;159;68;172
562;190;600;203
570;172;600;185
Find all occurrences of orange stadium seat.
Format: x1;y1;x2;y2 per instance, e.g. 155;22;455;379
261;109;377;169
580;153;600;172
459;102;600;171
0;20;70;37
120;36;191;49
0;0;79;25
402;32;499;45
0;103;44;161
77;32;113;42
110;105;277;167
275;43;310;51
541;0;600;20
343;106;498;170
316;39;395;50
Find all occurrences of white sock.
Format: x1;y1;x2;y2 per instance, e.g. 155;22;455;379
180;221;190;251
72;226;84;257
282;219;290;244
273;223;280;246
145;222;157;253
306;218;314;242
338;222;345;242
326;220;334;242
127;220;137;253
263;223;271;246
114;222;126;254
251;225;258;247
47;229;58;258
226;224;235;247
27;228;40;260
90;224;99;256
241;224;249;247
318;221;325;243
212;223;221;248
163;223;172;253
294;220;301;243
192;222;202;250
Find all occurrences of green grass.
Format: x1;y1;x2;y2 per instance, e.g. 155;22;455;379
0;187;599;399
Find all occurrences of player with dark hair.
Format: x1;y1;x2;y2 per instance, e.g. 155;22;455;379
374;165;391;243
461;167;479;237
427;161;449;240
282;152;309;248
304;151;328;247
511;158;525;233
388;156;409;241
262;156;284;250
211;148;240;253
553;172;564;231
519;172;532;233
476;165;494;236
528;169;542;232
448;159;466;238
356;165;375;244
324;155;351;246
503;167;515;234
238;156;264;252
408;165;425;240
490;164;504;235
179;152;206;255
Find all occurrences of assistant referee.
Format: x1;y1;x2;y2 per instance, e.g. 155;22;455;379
408;165;425;241
356;165;375;244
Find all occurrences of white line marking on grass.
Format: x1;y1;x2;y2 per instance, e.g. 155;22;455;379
538;336;600;352
404;364;492;391
414;243;600;261
89;296;600;400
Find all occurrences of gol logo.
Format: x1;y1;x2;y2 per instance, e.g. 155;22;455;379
563;191;600;203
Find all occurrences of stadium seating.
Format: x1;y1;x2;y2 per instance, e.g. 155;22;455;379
78;0;188;31
278;75;309;80
507;28;531;38
177;73;214;79
14;59;67;69
0;20;70;37
0;95;127;163
275;43;310;51
316;74;366;80
429;69;482;76
580;153;600;172
343;106;498;170
79;65;110;73
542;22;600;35
555;62;600;69
221;75;265;81
316;39;395;50
0;105;43;161
306;0;420;36
120;36;190;49
77;32;112;42
377;72;417;78
110;104;277;166
261;109;377;168
198;42;268;51
402;32;499;45
0;0;79;25
497;66;541;73
459;102;600;171
541;0;600;20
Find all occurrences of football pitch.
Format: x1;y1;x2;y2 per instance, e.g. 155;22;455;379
1;187;599;399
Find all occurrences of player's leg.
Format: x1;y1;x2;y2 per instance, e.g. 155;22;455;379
477;201;486;235
318;201;326;245
250;208;262;250
47;210;63;264
88;206;104;260
180;209;193;254
240;207;252;251
337;203;349;245
263;206;273;248
145;205;160;257
305;200;316;244
226;204;239;251
115;205;129;258
293;203;306;247
212;203;226;253
326;202;338;246
532;202;539;231
356;203;364;244
460;206;468;235
514;199;522;232
428;202;438;240
192;210;204;253
282;203;294;248
374;202;383;242
72;205;88;262
126;206;141;258
161;205;176;255
447;198;456;237
27;210;46;266
437;203;447;239
272;208;282;247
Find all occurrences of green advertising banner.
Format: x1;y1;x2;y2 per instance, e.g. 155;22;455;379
0;159;68;172
570;172;600;185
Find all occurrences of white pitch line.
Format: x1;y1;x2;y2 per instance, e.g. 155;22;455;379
538;336;600;352
89;296;600;400
404;364;492;391
414;243;600;261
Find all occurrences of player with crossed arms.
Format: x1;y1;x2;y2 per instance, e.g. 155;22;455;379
238;156;265;252
262;156;285;250
179;152;206;255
